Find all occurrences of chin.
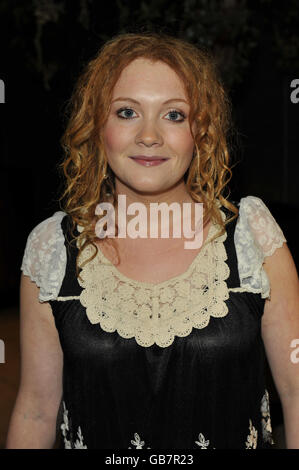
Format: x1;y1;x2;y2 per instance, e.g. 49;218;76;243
125;177;168;194
130;184;168;195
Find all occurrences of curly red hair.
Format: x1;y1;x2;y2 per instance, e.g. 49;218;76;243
58;31;238;279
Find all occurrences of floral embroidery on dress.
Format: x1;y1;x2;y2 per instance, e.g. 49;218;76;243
194;422;260;449
245;419;258;449
61;401;87;449
261;389;275;445
74;426;87;449
195;433;210;449
128;432;151;449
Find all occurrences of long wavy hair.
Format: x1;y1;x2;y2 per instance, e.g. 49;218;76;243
58;31;239;280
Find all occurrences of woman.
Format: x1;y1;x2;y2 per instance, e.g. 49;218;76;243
7;32;299;449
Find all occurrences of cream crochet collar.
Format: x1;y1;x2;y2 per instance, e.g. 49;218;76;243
75;205;230;347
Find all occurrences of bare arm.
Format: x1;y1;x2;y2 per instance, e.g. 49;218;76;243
262;242;299;449
5;273;63;449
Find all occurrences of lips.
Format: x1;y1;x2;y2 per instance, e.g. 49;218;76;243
129;156;169;161
129;156;169;167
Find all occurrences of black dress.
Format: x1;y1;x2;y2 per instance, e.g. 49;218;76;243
45;199;280;449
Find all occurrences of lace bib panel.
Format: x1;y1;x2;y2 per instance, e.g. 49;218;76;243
76;206;229;347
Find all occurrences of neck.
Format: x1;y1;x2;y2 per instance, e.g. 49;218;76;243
109;179;205;239
115;177;198;206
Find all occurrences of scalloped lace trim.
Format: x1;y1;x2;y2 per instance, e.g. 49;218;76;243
75;208;230;348
20;211;67;302
234;196;287;300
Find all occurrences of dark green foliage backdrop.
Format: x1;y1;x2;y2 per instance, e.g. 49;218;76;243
2;0;299;90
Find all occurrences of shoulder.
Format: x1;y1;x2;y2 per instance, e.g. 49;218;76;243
233;195;287;299
20;211;68;302
236;195;286;256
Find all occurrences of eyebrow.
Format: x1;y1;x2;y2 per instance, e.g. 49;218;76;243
111;97;189;105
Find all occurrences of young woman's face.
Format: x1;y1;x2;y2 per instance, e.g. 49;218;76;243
102;57;196;195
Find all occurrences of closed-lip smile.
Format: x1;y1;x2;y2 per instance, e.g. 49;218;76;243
129;155;170;161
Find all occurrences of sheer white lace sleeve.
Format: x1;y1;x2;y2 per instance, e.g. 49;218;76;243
234;196;287;299
20;211;67;303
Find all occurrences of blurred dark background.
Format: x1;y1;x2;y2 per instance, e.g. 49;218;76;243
0;0;298;448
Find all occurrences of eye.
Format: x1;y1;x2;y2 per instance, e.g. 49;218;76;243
165;109;186;122
116;107;137;119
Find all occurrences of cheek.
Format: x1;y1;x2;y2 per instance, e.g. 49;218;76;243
168;127;194;158
103;121;131;156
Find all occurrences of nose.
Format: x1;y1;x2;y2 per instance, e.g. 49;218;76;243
135;119;163;147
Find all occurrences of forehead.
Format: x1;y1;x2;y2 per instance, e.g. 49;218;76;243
111;58;187;99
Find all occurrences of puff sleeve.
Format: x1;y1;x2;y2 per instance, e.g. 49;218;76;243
20;211;67;302
234;196;287;299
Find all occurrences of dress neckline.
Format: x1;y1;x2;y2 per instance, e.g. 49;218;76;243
75;204;229;348
96;219;217;289
76;202;226;290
